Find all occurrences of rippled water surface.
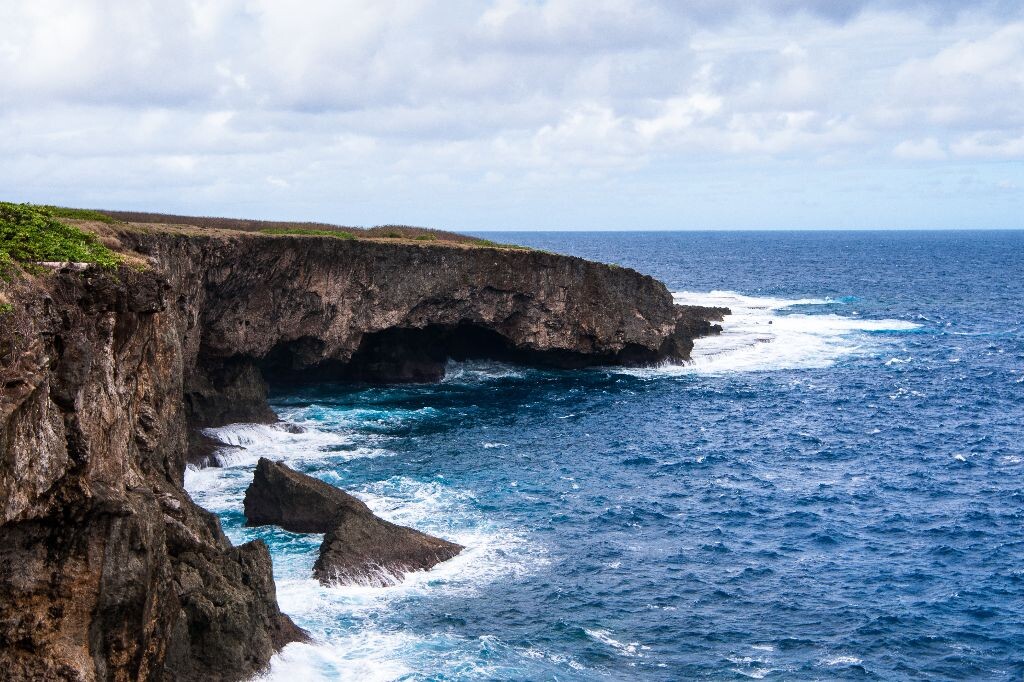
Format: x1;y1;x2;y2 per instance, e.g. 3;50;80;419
186;231;1024;680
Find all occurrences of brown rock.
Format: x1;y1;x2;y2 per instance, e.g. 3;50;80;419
243;457;369;534
243;458;463;587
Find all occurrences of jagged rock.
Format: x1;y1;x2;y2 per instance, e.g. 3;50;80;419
314;514;464;588
244;457;368;534
244;458;463;586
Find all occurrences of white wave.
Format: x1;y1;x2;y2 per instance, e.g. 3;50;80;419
262;632;573;682
821;655;863;666
885;356;913;365
198;422;379;467
182;401;556;680
442;359;525;383
184;426;548;678
624;290;918;375
255;634;414;682
183;420;389;516
260;473;548;679
585;628;649;657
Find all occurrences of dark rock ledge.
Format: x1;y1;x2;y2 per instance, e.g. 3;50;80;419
244;458;463;587
0;223;727;681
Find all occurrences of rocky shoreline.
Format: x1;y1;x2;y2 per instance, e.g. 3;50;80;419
0;220;727;680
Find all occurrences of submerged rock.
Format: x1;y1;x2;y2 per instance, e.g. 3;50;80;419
244;458;463;586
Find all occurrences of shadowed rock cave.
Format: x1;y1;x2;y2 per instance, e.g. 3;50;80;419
258;322;661;387
186;322;664;451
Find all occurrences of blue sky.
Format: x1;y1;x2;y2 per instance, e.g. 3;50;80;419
1;1;1022;230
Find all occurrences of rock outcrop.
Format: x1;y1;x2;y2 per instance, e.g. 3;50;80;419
0;264;304;682
116;228;726;412
0;221;726;680
243;456;371;534
244;458;463;586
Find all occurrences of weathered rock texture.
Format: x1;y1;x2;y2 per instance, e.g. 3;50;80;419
244;457;366;534
0;222;726;680
117;228;727;406
244;458;463;586
0;264;304;682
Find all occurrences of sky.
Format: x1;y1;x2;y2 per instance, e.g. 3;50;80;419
1;1;1022;230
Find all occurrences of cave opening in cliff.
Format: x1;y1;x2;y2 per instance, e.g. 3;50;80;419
258;323;530;385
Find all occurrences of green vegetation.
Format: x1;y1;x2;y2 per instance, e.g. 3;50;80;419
0;250;13;281
471;238;531;250
381;231;403;238
414;234;437;242
38;205;118;224
0;202;121;268
0;302;12;316
260;227;355;240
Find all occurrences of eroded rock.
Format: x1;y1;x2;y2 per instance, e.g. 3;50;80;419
243;458;463;586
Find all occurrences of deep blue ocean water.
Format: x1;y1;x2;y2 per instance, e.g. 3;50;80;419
185;231;1024;681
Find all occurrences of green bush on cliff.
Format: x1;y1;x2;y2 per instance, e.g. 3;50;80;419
0;202;121;268
260;227;355;240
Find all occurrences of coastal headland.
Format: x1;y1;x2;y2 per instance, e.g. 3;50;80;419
0;206;726;680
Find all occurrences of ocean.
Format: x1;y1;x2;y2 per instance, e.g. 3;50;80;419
185;230;1024;680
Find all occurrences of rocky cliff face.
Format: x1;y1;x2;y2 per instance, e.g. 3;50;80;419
0;224;725;680
0;263;304;682
118;229;725;427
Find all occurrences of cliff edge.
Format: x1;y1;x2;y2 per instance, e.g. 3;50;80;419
0;216;726;680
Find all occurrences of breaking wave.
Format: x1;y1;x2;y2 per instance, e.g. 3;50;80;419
625;290;919;375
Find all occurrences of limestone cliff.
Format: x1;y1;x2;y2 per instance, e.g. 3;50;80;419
0;222;726;680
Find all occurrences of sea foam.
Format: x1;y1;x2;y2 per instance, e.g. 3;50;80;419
182;409;548;681
622;290;918;376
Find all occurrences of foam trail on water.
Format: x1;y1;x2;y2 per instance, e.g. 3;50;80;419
625;290;918;375
442;358;526;383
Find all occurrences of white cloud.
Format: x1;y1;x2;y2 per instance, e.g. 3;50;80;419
0;1;1021;228
951;132;1024;159
893;137;947;160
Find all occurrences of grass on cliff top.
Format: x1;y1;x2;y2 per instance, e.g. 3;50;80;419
259;226;355;239
469;238;533;250
0;202;121;268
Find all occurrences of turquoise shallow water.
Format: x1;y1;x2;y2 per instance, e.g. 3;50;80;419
185;231;1024;680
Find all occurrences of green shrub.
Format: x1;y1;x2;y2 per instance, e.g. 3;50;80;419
0;302;12;316
0;202;121;268
414;234;437;241
259;227;355;240
0;250;13;281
